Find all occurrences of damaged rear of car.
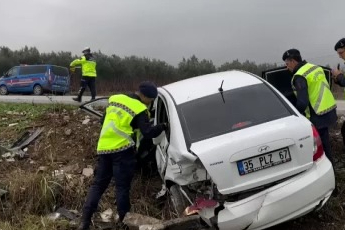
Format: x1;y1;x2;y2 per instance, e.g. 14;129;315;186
154;70;334;230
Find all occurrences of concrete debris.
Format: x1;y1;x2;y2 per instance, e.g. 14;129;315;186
123;213;162;229
0;127;44;160
100;208;113;222
82;168;94;177
63;116;70;121
38;166;48;173
1;152;13;158
61;163;80;174
55;207;78;220
47;212;61;221
64;128;72;136
6;158;15;162
82;118;90;125
52;169;65;178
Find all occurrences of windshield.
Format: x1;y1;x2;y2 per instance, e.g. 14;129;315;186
178;83;293;143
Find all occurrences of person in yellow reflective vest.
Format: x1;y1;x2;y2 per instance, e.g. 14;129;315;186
282;49;337;164
331;38;345;148
70;47;97;102
78;81;167;230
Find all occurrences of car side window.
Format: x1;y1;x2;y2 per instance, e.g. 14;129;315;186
156;97;170;141
6;67;19;77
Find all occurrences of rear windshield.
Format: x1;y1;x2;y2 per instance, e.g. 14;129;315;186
51;66;69;76
20;66;47;75
179;83;292;143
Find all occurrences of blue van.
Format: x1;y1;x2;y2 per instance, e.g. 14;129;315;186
0;64;70;95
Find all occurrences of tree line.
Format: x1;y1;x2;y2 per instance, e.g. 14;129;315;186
0;46;279;94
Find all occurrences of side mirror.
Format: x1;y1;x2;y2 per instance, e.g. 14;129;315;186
152;131;165;145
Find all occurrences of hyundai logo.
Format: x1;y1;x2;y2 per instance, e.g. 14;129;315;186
258;145;270;153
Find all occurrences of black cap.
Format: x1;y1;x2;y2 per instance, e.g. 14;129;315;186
334;38;345;51
139;81;158;99
282;49;301;61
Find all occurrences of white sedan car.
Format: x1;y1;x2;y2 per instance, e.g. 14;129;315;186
151;70;334;230
80;70;335;230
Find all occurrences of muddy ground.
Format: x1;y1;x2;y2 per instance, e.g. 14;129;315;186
0;104;344;230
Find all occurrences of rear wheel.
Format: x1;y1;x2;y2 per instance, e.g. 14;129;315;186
33;85;43;95
169;184;190;217
0;85;8;95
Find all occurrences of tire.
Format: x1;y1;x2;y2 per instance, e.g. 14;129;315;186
169;184;190;217
33;84;43;95
0;85;8;95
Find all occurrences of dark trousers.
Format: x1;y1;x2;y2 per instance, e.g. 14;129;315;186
82;149;136;225
77;76;96;99
317;127;333;165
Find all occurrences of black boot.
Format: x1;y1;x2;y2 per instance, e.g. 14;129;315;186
73;97;81;102
77;222;90;230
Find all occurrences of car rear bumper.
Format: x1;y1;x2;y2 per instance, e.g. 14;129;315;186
199;155;335;230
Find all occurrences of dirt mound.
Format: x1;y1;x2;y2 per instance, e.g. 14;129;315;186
0;105;344;230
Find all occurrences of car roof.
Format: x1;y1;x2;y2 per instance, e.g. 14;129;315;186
161;70;263;105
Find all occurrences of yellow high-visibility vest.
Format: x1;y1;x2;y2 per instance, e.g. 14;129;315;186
291;63;336;118
97;94;147;154
70;55;97;77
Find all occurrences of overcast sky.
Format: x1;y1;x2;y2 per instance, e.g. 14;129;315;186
0;0;344;67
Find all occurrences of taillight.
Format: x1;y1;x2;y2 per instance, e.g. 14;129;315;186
312;125;324;161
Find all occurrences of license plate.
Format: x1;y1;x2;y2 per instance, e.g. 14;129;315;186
237;148;291;176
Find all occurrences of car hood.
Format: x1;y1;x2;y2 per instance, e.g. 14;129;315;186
189;115;314;195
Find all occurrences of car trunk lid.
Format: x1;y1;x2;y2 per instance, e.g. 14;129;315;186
190;116;314;195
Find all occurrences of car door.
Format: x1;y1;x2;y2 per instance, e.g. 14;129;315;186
153;96;170;178
262;66;332;105
4;67;20;92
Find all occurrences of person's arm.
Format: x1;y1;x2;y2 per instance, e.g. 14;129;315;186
335;73;345;87
132;111;165;139
293;76;309;114
70;56;86;67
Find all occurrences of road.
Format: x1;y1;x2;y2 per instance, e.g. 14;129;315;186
0;95;344;114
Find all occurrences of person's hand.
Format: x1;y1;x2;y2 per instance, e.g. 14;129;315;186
69;67;75;74
163;122;170;131
331;68;342;82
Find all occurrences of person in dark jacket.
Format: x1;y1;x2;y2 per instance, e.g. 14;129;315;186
282;49;337;164
78;81;167;230
331;38;345;147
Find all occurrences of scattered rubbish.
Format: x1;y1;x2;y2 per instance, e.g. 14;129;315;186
123;213;162;227
0;127;44;159
38;166;48;173
64;128;72;136
0;189;8;198
82;168;94;177
8;123;18;127
82;118;90;125
156;184;167;199
52;169;65;178
56;207;78;220
47;212;61;221
61;163;80;174
1;152;13;158
100;208;113;222
6;158;15;162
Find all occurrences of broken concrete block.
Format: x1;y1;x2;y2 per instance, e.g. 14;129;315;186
82;119;90;125
2;152;12;158
100;208;113;222
64;128;72;136
123;213;162;229
82;168;94;177
61;163;79;174
38;166;48;172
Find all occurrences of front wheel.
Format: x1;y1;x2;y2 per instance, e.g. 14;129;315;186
0;85;8;95
33;85;43;95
